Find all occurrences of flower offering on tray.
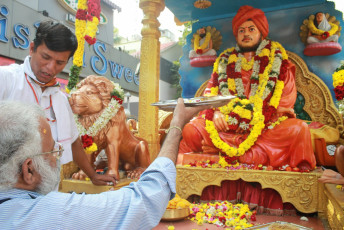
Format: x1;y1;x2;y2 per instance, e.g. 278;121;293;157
245;221;311;230
161;194;191;221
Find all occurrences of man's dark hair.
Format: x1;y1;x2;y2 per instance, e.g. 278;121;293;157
33;20;78;58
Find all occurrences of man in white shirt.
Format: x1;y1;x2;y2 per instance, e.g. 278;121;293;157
0;20;116;186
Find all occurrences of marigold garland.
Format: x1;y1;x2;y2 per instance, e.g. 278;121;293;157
84;0;101;45
194;32;212;53
205;39;289;157
332;62;344;114
67;0;101;92
308;18;338;38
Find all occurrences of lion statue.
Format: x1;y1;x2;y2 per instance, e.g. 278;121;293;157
68;75;151;181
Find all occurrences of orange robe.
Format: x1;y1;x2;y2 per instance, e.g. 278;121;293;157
179;60;316;169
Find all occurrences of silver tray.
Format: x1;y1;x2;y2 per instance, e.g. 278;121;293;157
245;221;312;230
151;95;236;112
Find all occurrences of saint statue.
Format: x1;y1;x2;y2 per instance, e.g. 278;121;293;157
301;12;342;56
307;12;339;44
189;26;221;67
189;27;217;58
179;5;316;171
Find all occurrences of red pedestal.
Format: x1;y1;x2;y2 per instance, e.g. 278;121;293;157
190;55;217;67
303;42;342;56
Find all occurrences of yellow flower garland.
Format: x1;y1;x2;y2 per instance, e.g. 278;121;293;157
240;57;254;71
73;0;88;67
85;15;100;43
333;69;344;88
85;142;98;154
205;41;288;157
194;32;212;51
308;18;338;36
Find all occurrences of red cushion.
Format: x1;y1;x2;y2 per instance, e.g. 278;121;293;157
303;42;342;56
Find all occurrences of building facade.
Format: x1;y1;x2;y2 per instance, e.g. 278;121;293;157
0;0;140;96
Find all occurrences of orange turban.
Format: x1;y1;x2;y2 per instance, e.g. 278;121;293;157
232;5;269;38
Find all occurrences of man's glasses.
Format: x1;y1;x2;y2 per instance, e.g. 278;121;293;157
40;142;64;160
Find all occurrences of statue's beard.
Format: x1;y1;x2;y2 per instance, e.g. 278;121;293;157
238;36;263;52
199;33;206;39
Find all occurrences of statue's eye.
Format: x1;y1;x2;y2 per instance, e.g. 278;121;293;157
86;90;94;95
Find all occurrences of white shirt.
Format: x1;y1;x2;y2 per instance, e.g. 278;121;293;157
0;56;78;164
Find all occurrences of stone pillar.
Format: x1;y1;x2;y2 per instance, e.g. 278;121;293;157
138;0;165;161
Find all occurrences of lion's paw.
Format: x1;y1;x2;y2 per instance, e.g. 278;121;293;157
126;167;146;179
72;169;87;180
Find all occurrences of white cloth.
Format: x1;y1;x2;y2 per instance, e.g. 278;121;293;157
0;56;78;164
318;15;331;31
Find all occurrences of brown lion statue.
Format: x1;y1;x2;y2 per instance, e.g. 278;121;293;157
69;75;151;181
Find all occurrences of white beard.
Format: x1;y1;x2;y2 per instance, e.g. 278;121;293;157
33;156;61;195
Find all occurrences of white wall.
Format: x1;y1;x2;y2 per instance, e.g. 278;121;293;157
159;80;177;100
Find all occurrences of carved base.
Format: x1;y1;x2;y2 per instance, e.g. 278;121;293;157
323;183;344;229
59;178;137;194
176;166;324;213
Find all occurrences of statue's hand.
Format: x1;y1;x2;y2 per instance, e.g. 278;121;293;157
201;140;219;154
213;111;228;132
90;173;118;186
276;107;296;118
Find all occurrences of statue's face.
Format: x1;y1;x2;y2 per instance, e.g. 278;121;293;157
316;13;324;24
198;28;206;35
69;84;103;115
236;20;262;52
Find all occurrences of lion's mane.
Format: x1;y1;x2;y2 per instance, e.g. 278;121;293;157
75;75;121;152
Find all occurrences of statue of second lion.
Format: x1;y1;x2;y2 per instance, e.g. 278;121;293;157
69;75;150;181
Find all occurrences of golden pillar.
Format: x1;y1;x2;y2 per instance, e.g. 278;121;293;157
139;0;165;161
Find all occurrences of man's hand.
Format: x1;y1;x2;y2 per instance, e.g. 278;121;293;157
213;111;229;132
171;98;211;129
90;173;117;186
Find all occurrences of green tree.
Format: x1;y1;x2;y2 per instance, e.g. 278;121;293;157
178;21;193;46
170;61;182;99
113;27;122;45
169;21;194;98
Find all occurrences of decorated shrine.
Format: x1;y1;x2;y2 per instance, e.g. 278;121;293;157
59;0;344;229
